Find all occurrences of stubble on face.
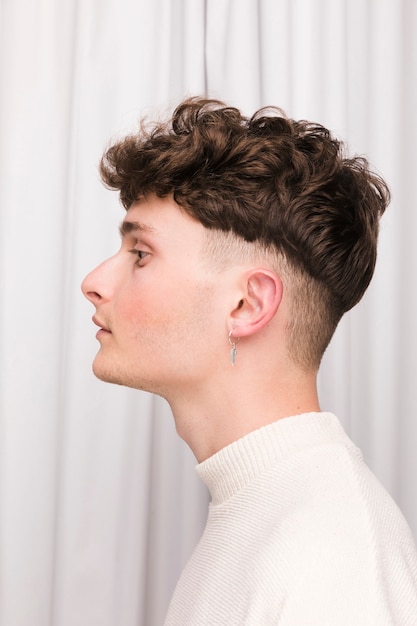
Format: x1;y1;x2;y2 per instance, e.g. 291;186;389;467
92;278;217;397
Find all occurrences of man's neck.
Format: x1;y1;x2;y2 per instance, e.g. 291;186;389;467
166;368;320;463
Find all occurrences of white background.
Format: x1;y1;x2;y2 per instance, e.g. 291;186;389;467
0;1;416;624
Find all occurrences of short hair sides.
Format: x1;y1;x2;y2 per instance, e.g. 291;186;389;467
201;229;339;370
100;97;390;370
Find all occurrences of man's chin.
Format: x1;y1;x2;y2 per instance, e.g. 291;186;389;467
92;358;123;386
92;359;161;394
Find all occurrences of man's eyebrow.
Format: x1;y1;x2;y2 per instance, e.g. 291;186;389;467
119;220;156;237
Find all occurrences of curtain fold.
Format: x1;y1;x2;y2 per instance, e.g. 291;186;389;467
0;1;416;625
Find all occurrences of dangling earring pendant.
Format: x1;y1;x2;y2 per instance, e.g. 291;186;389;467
228;331;240;366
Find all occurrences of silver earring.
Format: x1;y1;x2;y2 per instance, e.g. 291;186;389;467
228;331;240;366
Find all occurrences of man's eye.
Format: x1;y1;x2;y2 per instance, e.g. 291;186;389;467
130;249;149;265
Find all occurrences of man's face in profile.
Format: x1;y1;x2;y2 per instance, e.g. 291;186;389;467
82;195;222;397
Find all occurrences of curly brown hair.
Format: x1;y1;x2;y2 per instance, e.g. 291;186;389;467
100;97;389;369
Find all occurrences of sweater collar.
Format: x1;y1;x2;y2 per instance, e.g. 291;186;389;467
196;412;345;505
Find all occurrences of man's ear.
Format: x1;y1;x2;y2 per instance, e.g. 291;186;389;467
228;269;283;337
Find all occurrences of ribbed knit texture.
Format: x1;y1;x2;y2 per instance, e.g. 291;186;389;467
164;413;417;625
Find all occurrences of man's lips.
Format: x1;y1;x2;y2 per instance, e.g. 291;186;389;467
92;315;111;333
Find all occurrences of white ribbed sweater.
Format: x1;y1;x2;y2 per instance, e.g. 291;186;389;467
164;413;417;625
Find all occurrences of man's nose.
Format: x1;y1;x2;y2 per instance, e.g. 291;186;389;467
81;257;115;305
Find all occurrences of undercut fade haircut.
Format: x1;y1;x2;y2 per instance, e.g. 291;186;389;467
100;97;390;369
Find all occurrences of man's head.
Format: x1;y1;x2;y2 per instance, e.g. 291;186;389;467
97;97;389;372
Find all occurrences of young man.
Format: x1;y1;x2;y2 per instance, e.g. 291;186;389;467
82;98;417;624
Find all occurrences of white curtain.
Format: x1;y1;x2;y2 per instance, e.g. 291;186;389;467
0;1;416;624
